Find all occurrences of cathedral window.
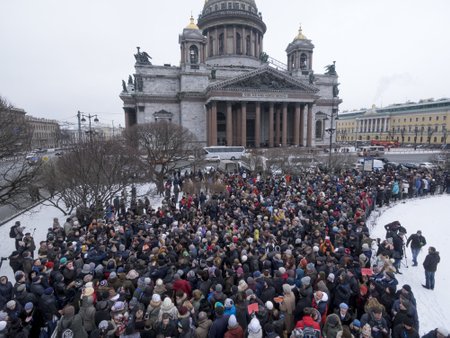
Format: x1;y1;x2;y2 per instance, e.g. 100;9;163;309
236;33;242;54
190;45;199;64
300;53;308;69
315;120;323;139
209;36;214;56
246;35;251;56
219;33;224;55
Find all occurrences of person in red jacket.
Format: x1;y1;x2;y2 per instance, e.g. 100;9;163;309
224;314;245;338
172;272;192;297
295;308;322;338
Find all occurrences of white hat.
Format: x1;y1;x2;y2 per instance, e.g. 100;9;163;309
265;301;274;310
248;317;261;333
0;321;6;331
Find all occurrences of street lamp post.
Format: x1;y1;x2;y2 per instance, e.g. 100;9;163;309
77;111;99;142
325;109;338;170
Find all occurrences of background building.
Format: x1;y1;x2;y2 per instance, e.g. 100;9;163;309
336;98;449;147
25;116;60;150
120;0;341;148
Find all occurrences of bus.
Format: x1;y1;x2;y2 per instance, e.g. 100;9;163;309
357;146;385;157
203;146;246;160
370;139;399;147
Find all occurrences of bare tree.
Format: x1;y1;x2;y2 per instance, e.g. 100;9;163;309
124;121;200;194
0;96;42;208
40;138;140;217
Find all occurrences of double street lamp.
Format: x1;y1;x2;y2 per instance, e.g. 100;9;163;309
324;108;338;170
77;111;99;142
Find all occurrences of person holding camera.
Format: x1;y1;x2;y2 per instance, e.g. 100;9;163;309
406;230;427;266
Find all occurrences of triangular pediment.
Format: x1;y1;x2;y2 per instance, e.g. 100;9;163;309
208;66;319;93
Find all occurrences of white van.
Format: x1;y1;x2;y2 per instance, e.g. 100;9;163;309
357;146;385;157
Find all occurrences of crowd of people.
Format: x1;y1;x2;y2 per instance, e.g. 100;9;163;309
0;164;449;338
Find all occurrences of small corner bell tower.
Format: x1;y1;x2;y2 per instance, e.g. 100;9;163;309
286;25;315;76
179;15;207;70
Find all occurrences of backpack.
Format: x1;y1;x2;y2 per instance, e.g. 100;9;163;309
302;324;321;338
9;225;17;238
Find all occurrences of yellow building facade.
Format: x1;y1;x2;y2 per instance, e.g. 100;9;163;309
336;99;449;147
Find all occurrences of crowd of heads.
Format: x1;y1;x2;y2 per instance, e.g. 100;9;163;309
0;165;449;337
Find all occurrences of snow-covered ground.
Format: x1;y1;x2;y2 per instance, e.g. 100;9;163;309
369;194;450;334
0;190;448;334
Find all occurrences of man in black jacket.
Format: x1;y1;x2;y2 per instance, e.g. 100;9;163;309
422;246;440;290
406;230;427;266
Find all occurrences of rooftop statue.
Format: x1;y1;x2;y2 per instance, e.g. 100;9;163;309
134;47;152;65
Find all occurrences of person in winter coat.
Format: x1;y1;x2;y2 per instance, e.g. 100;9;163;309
225;314;245;338
360;307;389;338
335;303;353;326
247;317;263;338
392;317;419;338
312;290;329;326
406;230;427;266
280;284;296;335
53;305;88;338
79;295;97;334
294;307;322;337
323;313;343;338
422;246;440;290
209;303;230;338
177;317;196;338
154;313;178;338
196;311;213;338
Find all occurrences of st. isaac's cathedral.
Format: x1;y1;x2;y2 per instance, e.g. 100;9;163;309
120;0;341;148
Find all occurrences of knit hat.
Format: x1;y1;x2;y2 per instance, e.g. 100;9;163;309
228;314;239;329
301;276;311;287
306;262;315;271
126;269;139;280
151;294;161;304
109;272;117;279
352;319;361;328
215;284;223;292
156;278;163;286
111;301;125;312
265;301;274;310
0;322;6;331
248;317;262;333
279;267;286;274
6;300;15;310
60;257;67;265
161;297;174;311
24;302;33;311
339;303;349;310
81;264;92;274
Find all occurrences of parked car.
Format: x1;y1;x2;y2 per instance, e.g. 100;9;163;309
419;162;438;170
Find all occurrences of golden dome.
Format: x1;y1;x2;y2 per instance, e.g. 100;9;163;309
294;25;307;40
186;15;199;30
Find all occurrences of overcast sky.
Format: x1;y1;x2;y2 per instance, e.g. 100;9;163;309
1;0;449;127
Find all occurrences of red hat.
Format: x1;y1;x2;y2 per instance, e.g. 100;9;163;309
45;261;54;269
